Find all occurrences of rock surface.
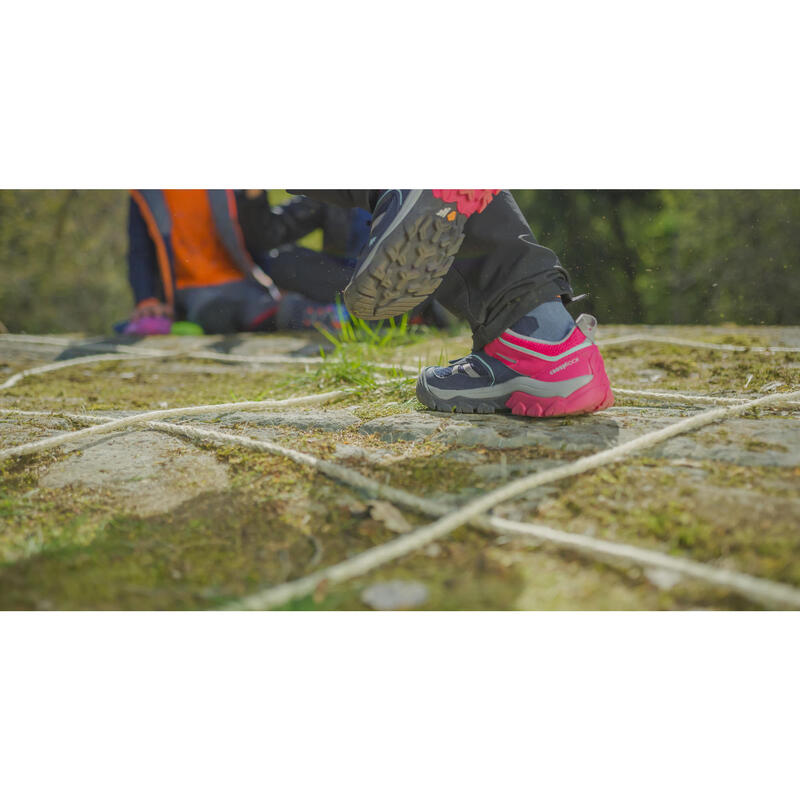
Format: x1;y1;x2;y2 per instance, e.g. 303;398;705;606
2;327;799;611
217;409;361;432
361;581;429;610
360;414;444;442
40;430;229;515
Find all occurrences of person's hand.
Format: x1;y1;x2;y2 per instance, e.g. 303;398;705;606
131;298;173;321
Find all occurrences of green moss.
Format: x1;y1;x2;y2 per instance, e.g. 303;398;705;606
647;357;697;377
0;422;529;610
704;332;771;348
603;337;798;397
274;528;525;611
350;390;421;422
532;459;800;591
371;454;480;496
3;325;798;610
4;360;283;411
0;469;373;609
0;481;117;565
2;354;416;414
0;449;59;491
744;439;788;453
0;463;528;611
698;462;800;496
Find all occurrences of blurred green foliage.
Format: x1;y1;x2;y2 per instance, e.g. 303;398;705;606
0;190;797;334
513;190;800;325
0;190;130;334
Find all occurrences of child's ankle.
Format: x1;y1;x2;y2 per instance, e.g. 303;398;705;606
509;300;575;342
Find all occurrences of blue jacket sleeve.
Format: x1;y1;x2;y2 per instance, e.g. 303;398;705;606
127;196;162;305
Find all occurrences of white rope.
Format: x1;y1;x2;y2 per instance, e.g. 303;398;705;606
600;333;800;354
5;334;800;607
9;331;798;353
230;387;800;609
596;334;645;346
364;388;800;565
187;350;329;367
234;515;800;611
5;331;794;398
0;345;416;393
613;387;800;407
0;408;110;424
0;334;169;357
0;353;162;391
0;388;351;460
82;343;169;357
0;334;74;346
488;519;800;608
187;349;418;373
641;334;800;354
0;332;411;369
116;420;799;610
6;404;800;609
614;388;744;405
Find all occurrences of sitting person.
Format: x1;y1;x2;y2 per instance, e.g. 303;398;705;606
238;190;373;305
124;189;348;335
244;191;455;328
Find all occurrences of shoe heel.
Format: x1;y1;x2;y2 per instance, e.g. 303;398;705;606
506;350;615;417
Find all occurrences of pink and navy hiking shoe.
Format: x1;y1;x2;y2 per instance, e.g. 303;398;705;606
343;189;500;320
416;313;614;417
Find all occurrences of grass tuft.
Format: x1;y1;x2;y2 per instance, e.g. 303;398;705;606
312;306;428;388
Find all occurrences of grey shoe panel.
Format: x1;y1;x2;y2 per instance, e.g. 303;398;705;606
422;371;593;401
416;375;508;413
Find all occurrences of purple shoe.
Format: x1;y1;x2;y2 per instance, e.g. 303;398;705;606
123;316;173;336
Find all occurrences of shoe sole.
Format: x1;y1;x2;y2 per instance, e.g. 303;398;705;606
506;378;615;417
415;349;615;418
343;190;498;320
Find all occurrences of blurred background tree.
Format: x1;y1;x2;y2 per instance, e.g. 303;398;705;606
0;191;130;334
514;190;800;326
0;190;797;333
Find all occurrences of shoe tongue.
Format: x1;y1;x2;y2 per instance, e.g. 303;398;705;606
466;355;492;377
434;353;491;379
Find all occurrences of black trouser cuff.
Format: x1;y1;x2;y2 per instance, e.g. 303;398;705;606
470;268;574;351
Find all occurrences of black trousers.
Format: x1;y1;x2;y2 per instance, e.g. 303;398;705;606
292;190;574;349
257;245;356;304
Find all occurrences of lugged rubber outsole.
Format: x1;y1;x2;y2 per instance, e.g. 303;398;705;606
506;381;615;417
343;190;500;320
344;213;465;319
